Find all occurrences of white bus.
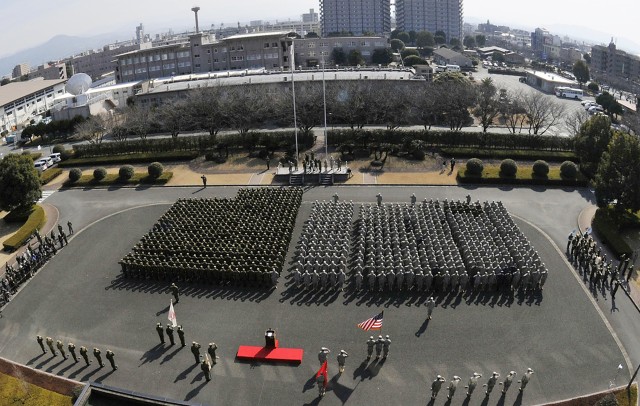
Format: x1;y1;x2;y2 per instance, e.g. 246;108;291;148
555;87;583;100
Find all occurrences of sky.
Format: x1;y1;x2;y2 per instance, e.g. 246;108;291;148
1;0;639;57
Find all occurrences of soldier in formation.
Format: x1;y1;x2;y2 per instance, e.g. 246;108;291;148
501;371;516;394
485;372;500;396
93;348;104;368
375;336;384;359
366;336;375;359
191;342;202;364
156;323;165;344
465;372;482;396
80;346;91;365
337;350;348;373
36;335;46;354
382;335;391;359
46;337;56;355
177;325;186;347
519;368;534;392
201;358;212;381
431;375;446;399
170;283;180;303
166;324;175;345
426;297;435;320
68;343;78;363
105;350;118;370
318;347;330;364
207;343;218;364
56;340;67;359
447;376;461;400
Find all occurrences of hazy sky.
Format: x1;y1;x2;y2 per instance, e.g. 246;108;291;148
1;0;639;57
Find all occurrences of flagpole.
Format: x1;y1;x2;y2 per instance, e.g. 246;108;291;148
290;39;299;162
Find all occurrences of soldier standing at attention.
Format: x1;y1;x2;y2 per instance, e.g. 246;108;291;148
156;323;165;344
207;343;218;365
447;376;461;400
191;342;202;364
93;348;104;368
366;336;375;360
46;337;56;356
177;326;186;347
170;283;179;303
318;347;330;364
68;343;78;363
201;358;212;381
519;368;534;392
375;336;384;359
80;346;91;365
426;297;436;320
501;371;517;394
337;350;348;373
465;372;482;396
166;324;175;345
485;372;500;396
105;350;118;370
36;335;47;354
382;335;391;359
431;375;446;400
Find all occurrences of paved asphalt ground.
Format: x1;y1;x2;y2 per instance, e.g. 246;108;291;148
0;186;634;406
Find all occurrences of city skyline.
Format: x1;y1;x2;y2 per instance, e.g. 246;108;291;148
1;0;639;59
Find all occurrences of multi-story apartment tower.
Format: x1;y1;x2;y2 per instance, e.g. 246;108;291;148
396;0;463;42
320;0;391;37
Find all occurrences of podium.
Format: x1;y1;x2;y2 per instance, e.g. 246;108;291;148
236;328;303;364
265;328;277;348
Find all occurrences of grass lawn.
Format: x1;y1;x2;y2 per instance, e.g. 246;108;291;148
0;372;73;406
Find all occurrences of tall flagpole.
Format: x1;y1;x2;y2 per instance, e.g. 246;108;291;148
321;56;328;163
290;40;299;162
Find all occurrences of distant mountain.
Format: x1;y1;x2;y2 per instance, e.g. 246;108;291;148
0;33;133;78
543;24;640;55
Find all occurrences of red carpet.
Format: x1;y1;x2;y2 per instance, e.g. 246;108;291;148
236;344;304;364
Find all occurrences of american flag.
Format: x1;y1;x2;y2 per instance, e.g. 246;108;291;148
357;311;383;331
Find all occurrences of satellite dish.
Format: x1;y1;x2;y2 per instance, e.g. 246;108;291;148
66;73;92;96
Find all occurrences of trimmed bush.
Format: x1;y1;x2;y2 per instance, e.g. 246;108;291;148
68;168;82;183
532;160;550;177
465;158;484;176
58;151;197;167
148;162;164;179
52;144;65;154
118;165;135;180
560;161;578;179
93;167;107;181
3;205;46;251
441;147;578;162
40;168;62;185
500;159;518;177
60;149;75;161
412;149;426;160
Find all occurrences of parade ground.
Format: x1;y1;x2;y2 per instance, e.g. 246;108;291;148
0;186;634;406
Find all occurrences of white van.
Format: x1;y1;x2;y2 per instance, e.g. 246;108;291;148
48;153;61;163
34;161;48;172
445;64;460;72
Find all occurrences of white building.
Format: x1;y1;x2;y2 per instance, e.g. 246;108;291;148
396;0;463;42
0;78;66;133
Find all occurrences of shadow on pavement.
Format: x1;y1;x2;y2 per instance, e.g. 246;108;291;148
175;363;198;383
161;346;184;365
68;363;90;379
185;379;208;401
139;343;168;367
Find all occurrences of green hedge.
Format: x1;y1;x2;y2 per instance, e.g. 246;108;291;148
487;69;526;76
327;129;574;151
3;205;46;251
40;168;62;185
440;148;578;162
457;166;588;187
63;172;173;187
58;151;198;167
592;209;634;259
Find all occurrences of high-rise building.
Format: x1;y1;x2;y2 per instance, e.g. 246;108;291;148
302;8;319;23
395;0;463;42
320;0;391;37
12;63;30;79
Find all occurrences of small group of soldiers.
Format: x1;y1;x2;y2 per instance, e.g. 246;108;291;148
36;335;117;371
2;221;74;307
430;368;534;401
301;153;342;174
364;335;392;360
568;231;633;295
316;347;349;397
119;188;303;288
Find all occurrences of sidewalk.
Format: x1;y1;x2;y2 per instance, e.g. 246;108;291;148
576;204;640;312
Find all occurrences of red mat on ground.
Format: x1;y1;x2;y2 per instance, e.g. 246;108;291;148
236;342;304;364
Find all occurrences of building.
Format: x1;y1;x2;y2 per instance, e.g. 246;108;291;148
302;8;319;23
293;36;388;67
395;0;463;43
524;70;577;93
71;41;145;81
591;41;640;81
432;47;472;67
320;0;391;36
531;28;561;60
476;46;525;65
413;64;433;80
28;62;68;81
0;78;66;133
115;31;297;83
12;63;30;79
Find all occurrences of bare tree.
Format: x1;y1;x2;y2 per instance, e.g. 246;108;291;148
472;78;501;133
438;81;475;131
75;114;107;144
125;105;154;140
412;83;439;130
186;86;227;138
222;86;272;135
563;108;590;137
371;82;414;130
156;100;188;139
276;81;326;135
499;90;528;134
330;81;375;130
520;91;567;135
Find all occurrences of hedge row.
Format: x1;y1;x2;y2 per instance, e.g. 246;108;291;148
63;172;173;188
40;168;62;185
327;129;574;151
58;151;199;167
72;131;315;158
457;166;589;187
440;148;578;162
3;205;46;251
487;69;526;76
592;209;634;259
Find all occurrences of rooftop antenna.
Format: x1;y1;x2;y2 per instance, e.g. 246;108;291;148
191;6;201;33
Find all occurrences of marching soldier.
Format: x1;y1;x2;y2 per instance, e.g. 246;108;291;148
207;343;218;365
191;342;202;364
201;358;212;381
375;336;384;359
519;368;534;392
366;336;375;359
166;324;175;345
383;335;391;359
46;337;56;356
337;350;348;373
68;343;78;363
170;283;179;303
67;221;73;235
93;348;104;368
501;371;516;394
465;372;482;396
156;323;165;344
431;375;446;400
426;297;435;320
80;346;91;365
177;325;186;347
36;335;47;354
105;350;118;370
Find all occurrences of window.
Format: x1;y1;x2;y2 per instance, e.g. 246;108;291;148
194;54;200;58
309;51;316;57
207;49;211;54
308;43;316;48
272;42;278;47
214;48;218;53
320;42;329;47
193;43;200;47
264;43;270;48
195;64;201;68
161;54;168;60
140;56;146;63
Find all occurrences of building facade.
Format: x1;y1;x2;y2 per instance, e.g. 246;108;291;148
0;78;66;132
591;42;640;81
115;31;297;83
395;0;463;42
293;36;388;67
71;41;144;81
28;62;67;81
12;63;30;79
320;0;391;36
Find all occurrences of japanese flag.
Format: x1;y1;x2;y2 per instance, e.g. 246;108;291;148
168;301;177;327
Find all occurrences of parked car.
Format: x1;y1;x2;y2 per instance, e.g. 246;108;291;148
34;161;48;172
48;153;61;163
39;156;54;167
588;105;604;114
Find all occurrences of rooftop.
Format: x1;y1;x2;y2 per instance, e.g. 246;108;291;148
223;31;295;41
0;78;66;107
527;70;577;85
